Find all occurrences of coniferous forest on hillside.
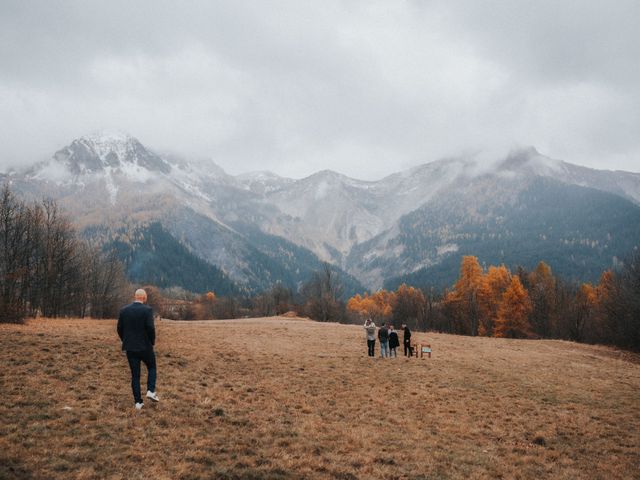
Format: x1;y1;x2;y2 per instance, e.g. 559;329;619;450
384;178;640;289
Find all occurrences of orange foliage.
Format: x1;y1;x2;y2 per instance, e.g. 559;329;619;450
494;276;533;339
596;270;615;304
453;255;484;295
477;265;512;336
346;290;395;322
578;283;597;305
392;284;426;310
444;256;485;335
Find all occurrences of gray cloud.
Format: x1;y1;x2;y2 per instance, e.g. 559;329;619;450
1;0;639;179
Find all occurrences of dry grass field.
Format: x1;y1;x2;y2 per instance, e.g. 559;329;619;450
1;317;639;480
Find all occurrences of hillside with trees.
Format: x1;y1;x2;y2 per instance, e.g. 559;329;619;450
381;177;640;290
1;182;637;352
0;186;128;322
105;222;240;296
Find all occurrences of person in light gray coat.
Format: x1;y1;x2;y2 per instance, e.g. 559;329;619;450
364;318;376;357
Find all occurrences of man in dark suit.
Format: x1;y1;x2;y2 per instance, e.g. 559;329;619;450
402;323;412;357
117;288;159;409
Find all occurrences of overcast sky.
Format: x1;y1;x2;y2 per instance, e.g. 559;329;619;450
1;0;639;179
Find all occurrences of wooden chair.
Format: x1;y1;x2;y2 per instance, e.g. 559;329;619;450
412;343;432;358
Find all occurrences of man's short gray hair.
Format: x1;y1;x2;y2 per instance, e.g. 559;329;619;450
134;289;147;299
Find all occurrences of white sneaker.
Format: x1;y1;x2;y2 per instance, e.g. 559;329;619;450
135;402;144;410
146;390;159;402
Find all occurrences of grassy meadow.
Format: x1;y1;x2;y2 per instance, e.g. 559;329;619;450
0;317;638;479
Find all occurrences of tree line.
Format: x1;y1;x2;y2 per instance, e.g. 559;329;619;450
124;249;639;352
346;255;639;351
0;185;129;322
2;183;637;351
140;263;346;322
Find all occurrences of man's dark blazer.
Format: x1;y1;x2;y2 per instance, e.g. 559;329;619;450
403;326;412;342
117;302;155;352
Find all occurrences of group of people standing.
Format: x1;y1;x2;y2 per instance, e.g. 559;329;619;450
363;318;412;358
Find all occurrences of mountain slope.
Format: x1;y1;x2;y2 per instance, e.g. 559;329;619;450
380;177;640;289
229;223;365;298
4;133;639;293
105;222;239;295
6;132;364;294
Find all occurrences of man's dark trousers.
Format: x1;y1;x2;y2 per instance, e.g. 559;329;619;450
126;349;156;404
367;339;375;357
404;339;411;356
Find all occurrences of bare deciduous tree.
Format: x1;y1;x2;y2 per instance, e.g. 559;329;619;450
301;263;345;322
0;185;129;322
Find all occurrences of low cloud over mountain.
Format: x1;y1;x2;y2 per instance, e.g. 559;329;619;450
3;132;639;293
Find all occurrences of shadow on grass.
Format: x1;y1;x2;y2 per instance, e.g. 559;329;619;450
0;455;38;480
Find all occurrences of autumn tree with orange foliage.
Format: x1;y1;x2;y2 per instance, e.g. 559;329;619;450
199;291;216;319
494;276;534;339
443;256;484;335
345;251;639;350
589;270;615;340
346;290;395;323
476;265;511;336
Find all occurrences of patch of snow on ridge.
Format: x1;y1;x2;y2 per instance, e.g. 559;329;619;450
109;162;155;183
437;243;459;256
177;179;212;203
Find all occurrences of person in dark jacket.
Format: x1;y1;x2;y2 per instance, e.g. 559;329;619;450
117;288;159;409
388;325;400;357
378;323;389;358
402;323;412;357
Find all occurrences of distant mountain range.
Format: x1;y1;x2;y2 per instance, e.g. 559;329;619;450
3;131;639;294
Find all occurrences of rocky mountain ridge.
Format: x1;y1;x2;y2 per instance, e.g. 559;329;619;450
3;132;639;291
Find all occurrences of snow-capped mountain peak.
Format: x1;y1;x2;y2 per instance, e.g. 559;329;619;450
73;130;140;168
49;131;171;177
80;130;136;154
